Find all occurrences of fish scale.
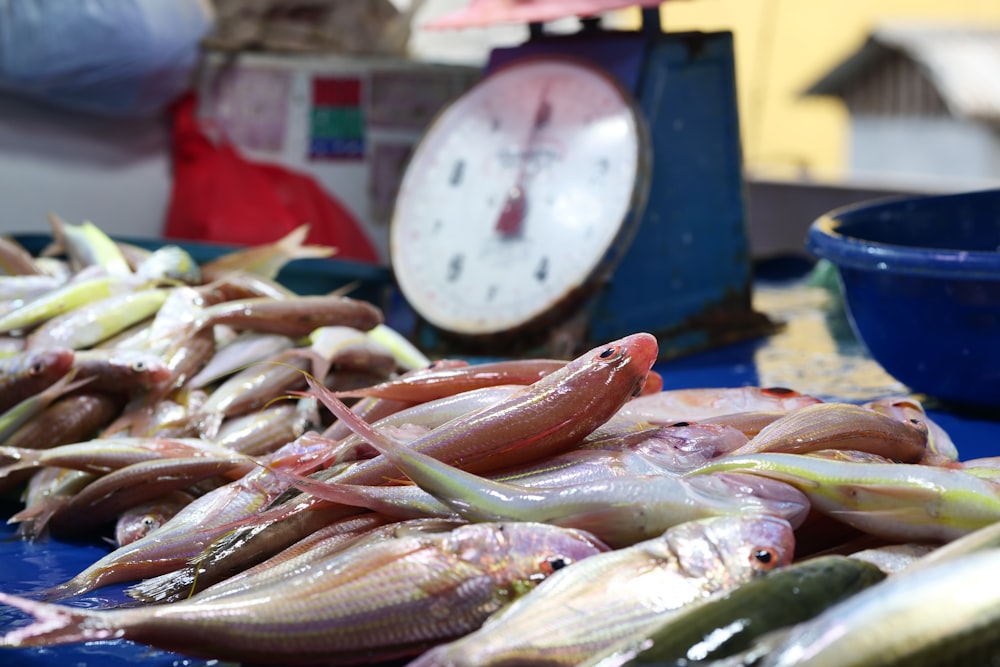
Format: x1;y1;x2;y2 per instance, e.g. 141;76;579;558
0;521;609;666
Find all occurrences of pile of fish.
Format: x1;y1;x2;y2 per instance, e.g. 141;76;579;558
1;219;999;666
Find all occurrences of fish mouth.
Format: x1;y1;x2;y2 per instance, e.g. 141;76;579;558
699;471;812;529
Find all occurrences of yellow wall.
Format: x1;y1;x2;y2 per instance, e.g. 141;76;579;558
618;1;1000;179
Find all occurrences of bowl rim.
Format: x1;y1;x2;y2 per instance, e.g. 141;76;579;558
806;195;1000;280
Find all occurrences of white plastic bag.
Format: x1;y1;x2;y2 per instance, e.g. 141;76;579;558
0;0;214;117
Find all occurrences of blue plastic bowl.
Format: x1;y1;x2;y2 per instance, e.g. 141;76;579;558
806;188;1000;409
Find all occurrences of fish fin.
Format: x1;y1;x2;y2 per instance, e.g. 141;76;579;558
248;456;377;509
0;592;109;647
9;498;66;541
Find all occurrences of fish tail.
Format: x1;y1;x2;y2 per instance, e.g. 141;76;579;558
277;224;335;261
0;447;42;478
0;592;111;647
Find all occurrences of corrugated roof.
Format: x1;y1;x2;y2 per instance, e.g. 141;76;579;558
804;22;1000;122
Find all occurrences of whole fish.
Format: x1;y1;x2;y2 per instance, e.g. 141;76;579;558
123;385;528;605
689;452;1000;542
583;555;886;667
331;358;569;402
0;521;609;666
314;332;658;478
615;386;822;425
46;215;132;276
231;334;656;534
24;287;171;351
71;349;173;394
45;455;253;538
726;402;929;463
269;394;810;547
0;436;241;479
184;512;396;602
2;392;124;452
35;432;335;600
0;274;144;334
196;294;384;338
754;548;1000;666
410;514;796;667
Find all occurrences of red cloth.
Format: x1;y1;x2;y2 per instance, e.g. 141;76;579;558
163;95;380;264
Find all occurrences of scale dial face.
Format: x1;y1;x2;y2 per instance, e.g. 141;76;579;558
390;56;649;338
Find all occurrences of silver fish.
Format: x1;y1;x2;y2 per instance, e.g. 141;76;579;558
411;514;795;667
0;521;609;666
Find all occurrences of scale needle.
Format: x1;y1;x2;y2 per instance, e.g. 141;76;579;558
494;93;551;238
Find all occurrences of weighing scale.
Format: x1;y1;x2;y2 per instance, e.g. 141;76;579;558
390;6;774;359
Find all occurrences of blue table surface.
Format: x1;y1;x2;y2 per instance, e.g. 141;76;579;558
0;267;997;666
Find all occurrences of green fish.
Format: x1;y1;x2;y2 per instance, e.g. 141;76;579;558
757;548;1000;666
688;452;1000;542
583;555;886;666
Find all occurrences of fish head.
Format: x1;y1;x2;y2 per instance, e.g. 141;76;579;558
689;471;812;528
27;347;75;381
665;514;796;588
562;332;659;400
444;522;610;598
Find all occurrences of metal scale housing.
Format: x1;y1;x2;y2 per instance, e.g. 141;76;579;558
411;9;770;359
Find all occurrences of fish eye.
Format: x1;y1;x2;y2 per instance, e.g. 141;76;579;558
762;387;796;396
750;547;780;570
28;361;45;376
670;421;691;427
130;360;148;373
596;345;624;362
540;556;570;576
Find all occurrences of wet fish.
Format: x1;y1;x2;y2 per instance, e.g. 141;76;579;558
615;386;822;425
270;394;810;547
755;548;1000;666
47;215;132;277
314;332;659;478
863;395;960;463
2;392;124;452
187;331;294;389
411;514;795;667
331;357;569;402
195;294;384;339
689;452;1000;542
0;368;92;443
727;402;929;463
70;348;173;395
0;521;609;666
0;274;143;334
583;555;886;667
25;287;171;350
34;432;335;599
114;490;197;546
0;347;75;413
